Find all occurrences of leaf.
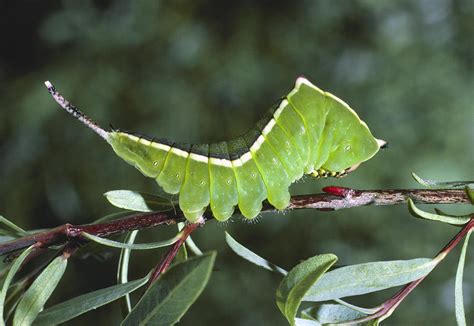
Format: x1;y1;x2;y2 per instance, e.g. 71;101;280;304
408;198;470;225
276;254;337;325
411;173;474;189
0;215;27;238
185;235;202;255
104;190;175;212
82;232;181;250
225;232;287;275
0;246;35;326
455;229;472;326
301;304;367;324
13;255;67;326
117;230;139;314
334;298;380;315
466;187;474;204
294;318;320;326
433;208;472;219
366;318;380;325
175;243;188;263
35;275;149;325
304;258;437;302
121;252;216;326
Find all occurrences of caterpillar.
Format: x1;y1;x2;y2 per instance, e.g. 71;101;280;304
45;78;385;223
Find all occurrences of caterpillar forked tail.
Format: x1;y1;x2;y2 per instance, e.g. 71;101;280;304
44;81;109;141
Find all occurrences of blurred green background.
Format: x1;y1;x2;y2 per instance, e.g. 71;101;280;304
0;0;473;325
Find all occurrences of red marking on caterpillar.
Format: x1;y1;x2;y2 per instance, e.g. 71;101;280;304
322;186;352;197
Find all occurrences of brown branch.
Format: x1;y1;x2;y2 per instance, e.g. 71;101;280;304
0;188;469;257
287;187;469;210
147;222;201;288
0;211;179;256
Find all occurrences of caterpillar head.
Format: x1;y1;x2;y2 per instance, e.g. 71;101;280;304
312;138;386;178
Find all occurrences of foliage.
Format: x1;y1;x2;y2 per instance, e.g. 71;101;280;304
1;1;473;324
0;178;471;324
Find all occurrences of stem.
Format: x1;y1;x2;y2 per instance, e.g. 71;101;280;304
0;211;178;256
147;222;200;287
288;188;469;211
0;188;469;256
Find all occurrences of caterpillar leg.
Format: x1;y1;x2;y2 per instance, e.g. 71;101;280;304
232;157;267;219
209;158;239;221
179;149;211;223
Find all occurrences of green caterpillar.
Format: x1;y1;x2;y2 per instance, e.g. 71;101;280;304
45;78;384;223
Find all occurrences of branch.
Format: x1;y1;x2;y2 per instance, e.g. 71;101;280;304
287;187;469;210
0;188;469;256
147;222;201;287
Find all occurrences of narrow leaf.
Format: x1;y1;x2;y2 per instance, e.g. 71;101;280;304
0;246;35;326
304;258;437;302
82;232;180;250
122;252;216;326
455;229;472;326
366;318;381;325
334;298;380;315
225;232;287;275
294;317;320;326
301;304;367;324
0;216;27;238
433;208;472;219
176;243;188;263
466;187;474;204
276;254;337;325
104;190;175;212
408;199;470;225
117;230;139;313
411;173;474;189
13;256;67;326
35;275;149;325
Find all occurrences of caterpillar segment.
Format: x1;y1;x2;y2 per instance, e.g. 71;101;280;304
45;77;384;223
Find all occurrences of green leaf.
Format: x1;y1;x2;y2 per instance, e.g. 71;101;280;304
276;254;337;325
334;298;380;315
411;173;474;189
455;229;472;326
366;318;380;325
408;198;470;225
13;255;67;326
121;252;216;326
294;317;320;326
0;246;35;326
175;243;188;263
82;232;181;250
433;208;472;219
117;230;139;314
225;232;287;275
0;215;27;238
35;275;149;325
304;258;437;302
466;187;474;204
104;190;176;212
301;304;367;324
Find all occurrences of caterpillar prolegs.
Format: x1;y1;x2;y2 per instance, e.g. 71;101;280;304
45;78;385;223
